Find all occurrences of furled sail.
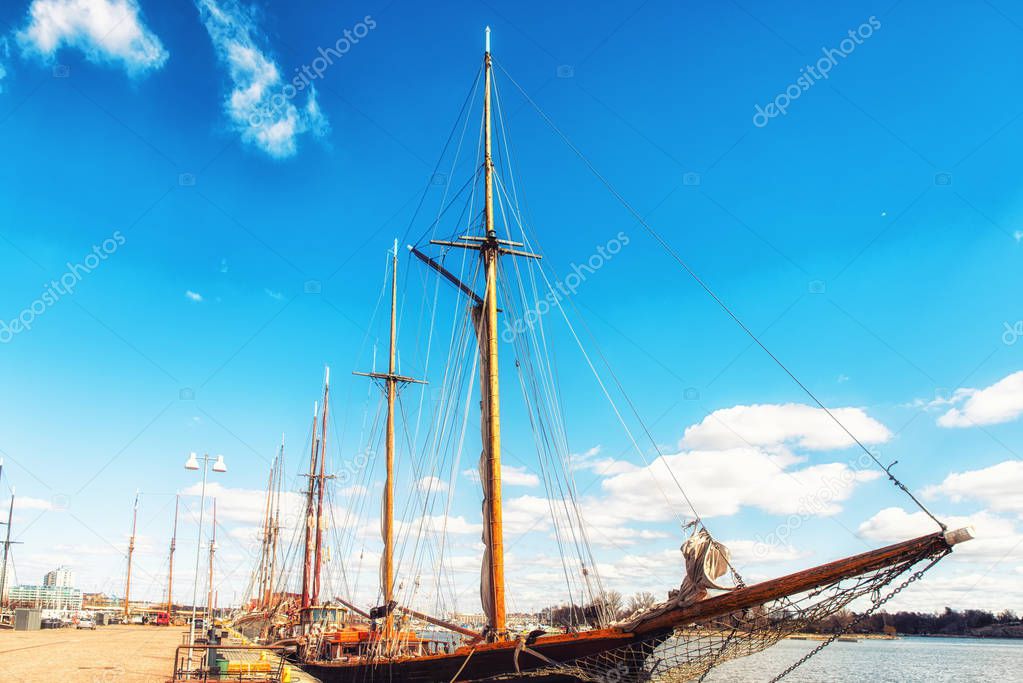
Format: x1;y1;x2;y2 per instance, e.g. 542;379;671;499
472;305;496;626
672;528;733;607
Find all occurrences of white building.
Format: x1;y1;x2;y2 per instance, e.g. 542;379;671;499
44;565;75;588
8;584;83;611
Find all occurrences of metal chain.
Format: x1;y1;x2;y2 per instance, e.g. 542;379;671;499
767;551;949;682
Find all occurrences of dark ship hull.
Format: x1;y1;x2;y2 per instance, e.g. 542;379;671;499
301;629;641;683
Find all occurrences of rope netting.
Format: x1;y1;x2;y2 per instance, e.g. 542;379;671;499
498;545;949;683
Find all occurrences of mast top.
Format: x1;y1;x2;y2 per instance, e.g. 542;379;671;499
485;26;491;54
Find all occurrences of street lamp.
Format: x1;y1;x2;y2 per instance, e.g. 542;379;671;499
184;452;226;672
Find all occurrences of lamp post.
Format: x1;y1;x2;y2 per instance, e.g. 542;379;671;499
184;452;226;672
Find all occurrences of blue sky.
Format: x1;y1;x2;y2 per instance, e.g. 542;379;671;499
0;0;1022;616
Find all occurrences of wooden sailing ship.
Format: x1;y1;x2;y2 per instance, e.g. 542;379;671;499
293;28;974;682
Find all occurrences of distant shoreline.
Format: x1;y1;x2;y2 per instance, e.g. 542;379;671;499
786;631;1023;641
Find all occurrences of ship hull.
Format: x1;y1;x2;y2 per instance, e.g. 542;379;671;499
300;629;644;682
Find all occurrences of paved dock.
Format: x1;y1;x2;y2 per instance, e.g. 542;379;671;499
0;624;187;682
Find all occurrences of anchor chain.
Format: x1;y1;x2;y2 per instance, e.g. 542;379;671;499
768;550;950;682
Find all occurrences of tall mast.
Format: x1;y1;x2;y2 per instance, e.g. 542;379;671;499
207;498;217;623
384;239;398;636
301;401;319;609
124;492;139;619
167;494;178;618
313;367;330;606
354;240;426;640
422;27;539;639
480;24;507;636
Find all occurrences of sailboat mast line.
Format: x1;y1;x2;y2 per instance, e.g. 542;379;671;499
486;189;600;608
398;62;483;249
494;260;613;616
495;59;946;533
490;168;702;529
390;315;479;612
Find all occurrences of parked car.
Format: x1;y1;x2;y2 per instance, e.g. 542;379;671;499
76;618;96;630
41;617;62;629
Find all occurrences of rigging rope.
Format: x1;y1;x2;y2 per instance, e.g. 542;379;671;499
494;59;947;533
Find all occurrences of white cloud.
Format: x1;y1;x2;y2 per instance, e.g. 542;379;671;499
923;460;1023;516
936;371;1023;428
416;476;448;493
0;37;9;93
570;445;637;476
195;0;328;158
462;463;539;487
598;447;880;521
185;290;203;302
17;0;167;75
2;496;55;511
725;539;811;565
858;506;1021;563
503;464;539;487
681;403;891;451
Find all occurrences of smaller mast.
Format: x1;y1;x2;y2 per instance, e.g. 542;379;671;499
124;491;139;619
167;494;179;618
354;239;426;641
302;401;319;609
207;498;217;624
0;465;14;609
267;436;283;610
258;453;276;609
313;366;330;606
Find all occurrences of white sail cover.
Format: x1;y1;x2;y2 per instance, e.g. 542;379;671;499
673;528;733;607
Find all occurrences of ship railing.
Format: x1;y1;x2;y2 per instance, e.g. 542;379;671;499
170;644;290;682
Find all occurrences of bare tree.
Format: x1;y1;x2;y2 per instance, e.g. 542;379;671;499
627;591;657;614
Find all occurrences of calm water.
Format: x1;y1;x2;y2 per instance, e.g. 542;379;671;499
703;636;1023;682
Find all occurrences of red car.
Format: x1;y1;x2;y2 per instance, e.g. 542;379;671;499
155;612;170;626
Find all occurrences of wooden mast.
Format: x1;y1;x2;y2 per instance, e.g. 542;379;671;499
124;492;139;619
354;241;426;641
167;494;178;618
313;367;330;606
384;241;398;637
207;499;217;623
480;25;507;637
0;463;14;609
302;402;319;609
263;436;283;609
424;28;541;638
258;452;276;609
268;440;282;610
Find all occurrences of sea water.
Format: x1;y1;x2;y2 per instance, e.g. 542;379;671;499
703;636;1023;682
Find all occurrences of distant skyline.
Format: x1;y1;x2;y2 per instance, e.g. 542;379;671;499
0;0;1022;617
